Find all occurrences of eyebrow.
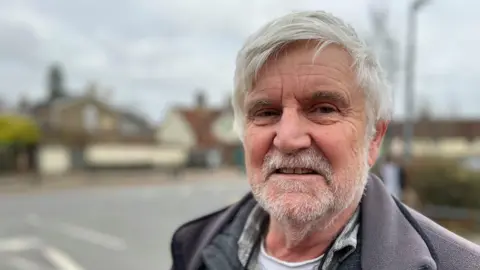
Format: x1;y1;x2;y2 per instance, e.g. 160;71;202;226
311;91;349;108
245;99;272;114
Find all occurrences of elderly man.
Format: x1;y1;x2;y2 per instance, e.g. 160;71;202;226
170;11;480;270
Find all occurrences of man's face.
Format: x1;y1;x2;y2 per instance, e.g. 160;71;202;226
243;42;385;224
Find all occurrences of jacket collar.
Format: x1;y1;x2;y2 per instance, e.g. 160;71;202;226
187;174;437;270
361;174;437;270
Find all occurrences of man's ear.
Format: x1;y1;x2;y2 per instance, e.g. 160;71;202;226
368;120;389;167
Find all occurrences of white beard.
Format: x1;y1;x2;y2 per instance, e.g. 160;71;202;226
250;145;370;230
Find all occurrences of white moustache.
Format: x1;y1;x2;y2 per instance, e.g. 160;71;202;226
262;149;333;183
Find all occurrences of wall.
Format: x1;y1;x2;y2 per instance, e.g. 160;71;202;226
84;143;188;168
85;144;152;167
151;145;189;167
156;110;195;147
99;113;116;131
53;99;118;133
212;112;239;144
37;145;71;175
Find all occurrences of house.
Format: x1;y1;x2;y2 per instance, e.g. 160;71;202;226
30;85;157;174
385;118;480;158
32;91;154;145
157;92;243;169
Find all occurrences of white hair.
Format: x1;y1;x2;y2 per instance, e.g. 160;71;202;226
232;10;393;140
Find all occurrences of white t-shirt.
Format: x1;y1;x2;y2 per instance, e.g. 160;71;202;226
257;238;324;270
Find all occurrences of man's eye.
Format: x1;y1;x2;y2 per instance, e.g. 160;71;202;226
256;110;279;117
313;106;336;114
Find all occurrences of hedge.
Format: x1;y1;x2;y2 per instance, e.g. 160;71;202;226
406;158;480;209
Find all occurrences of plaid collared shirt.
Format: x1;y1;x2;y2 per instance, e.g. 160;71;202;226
237;204;360;270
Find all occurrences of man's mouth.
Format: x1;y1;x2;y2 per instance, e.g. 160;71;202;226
274;168;319;175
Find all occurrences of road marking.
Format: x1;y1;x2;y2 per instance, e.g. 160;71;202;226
8;257;41;270
0;233;84;270
25;214;127;251
56;222;127;251
0;237;40;252
43;246;85;270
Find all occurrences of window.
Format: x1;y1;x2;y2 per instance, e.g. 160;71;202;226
83;104;98;133
120;120;140;136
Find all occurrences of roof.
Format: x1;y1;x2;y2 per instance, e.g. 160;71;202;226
31;96;83;113
31;95;152;130
177;107;223;149
118;110;153;131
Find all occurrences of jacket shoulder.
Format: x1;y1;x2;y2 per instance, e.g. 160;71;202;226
169;193;254;270
410;209;480;269
169;206;230;269
172;206;229;244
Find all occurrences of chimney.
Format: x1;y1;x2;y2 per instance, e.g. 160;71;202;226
195;90;206;109
86;82;98;98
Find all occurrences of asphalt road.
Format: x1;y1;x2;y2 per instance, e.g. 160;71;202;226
0;178;251;270
1;177;479;270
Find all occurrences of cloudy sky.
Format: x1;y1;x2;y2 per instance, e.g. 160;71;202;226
1;0;479;123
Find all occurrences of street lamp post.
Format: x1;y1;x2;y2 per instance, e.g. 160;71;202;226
403;0;431;162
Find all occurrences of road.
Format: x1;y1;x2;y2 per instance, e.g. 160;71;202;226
1;177;479;270
0;178;250;270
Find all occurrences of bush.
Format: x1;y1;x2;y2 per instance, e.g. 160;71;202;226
407;158;480;209
0;114;40;144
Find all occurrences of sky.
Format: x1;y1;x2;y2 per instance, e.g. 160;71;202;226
1;0;479;123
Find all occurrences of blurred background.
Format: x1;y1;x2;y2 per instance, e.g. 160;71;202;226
0;0;479;269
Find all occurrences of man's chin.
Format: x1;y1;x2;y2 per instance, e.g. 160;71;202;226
260;194;330;224
274;191;317;204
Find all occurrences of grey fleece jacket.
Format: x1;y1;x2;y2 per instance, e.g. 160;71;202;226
170;174;480;270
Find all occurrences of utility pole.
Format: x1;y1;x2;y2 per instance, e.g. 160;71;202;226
403;0;431;162
368;0;398;157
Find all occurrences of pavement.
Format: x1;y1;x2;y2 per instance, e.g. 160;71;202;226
0;175;251;270
0;168;246;194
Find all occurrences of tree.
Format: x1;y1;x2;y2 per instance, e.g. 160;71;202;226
47;63;66;101
0;114;40;145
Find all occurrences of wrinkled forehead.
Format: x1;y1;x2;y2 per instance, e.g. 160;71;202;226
245;41;360;104
253;41;355;85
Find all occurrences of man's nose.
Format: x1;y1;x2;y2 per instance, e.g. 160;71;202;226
273;109;311;154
